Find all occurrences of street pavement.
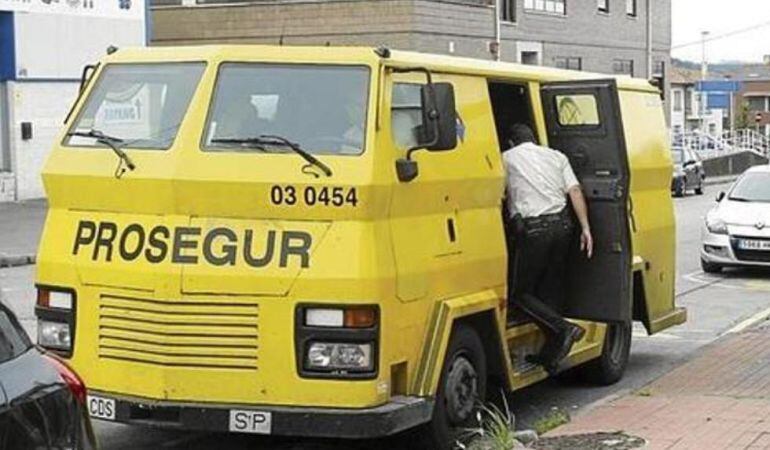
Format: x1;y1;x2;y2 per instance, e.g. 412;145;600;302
549;322;770;449
2;183;770;449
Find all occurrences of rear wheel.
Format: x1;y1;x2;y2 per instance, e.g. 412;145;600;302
578;321;631;385
695;180;704;195
701;258;723;274
417;325;487;450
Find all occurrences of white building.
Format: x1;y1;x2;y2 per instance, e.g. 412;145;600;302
670;67;724;138
0;1;147;202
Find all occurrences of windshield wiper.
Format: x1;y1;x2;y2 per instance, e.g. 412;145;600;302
212;135;332;177
67;129;136;172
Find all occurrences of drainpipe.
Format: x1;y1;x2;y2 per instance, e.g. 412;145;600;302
492;0;501;61
646;0;653;79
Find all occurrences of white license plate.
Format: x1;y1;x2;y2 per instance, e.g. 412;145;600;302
229;410;272;434
87;395;116;420
738;239;770;250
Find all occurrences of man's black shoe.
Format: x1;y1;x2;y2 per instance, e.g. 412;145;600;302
550;324;586;367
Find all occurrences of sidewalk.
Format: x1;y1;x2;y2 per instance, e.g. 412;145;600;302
547;323;770;449
0;199;46;266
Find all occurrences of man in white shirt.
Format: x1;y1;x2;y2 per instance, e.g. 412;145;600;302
503;124;594;375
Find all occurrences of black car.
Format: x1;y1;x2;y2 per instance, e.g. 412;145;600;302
0;300;96;450
671;146;705;197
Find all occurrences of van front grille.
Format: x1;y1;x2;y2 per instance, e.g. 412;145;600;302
98;295;259;370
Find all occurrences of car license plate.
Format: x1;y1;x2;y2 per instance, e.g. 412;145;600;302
229;410;272;434
87;395;116;420
738;239;770;250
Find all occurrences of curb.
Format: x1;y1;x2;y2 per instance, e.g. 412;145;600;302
0;254;36;268
703;176;738;187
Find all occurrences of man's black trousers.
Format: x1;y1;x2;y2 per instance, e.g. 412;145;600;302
507;209;574;338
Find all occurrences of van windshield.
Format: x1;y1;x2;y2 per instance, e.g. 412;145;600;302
65;63;206;150
203;64;370;156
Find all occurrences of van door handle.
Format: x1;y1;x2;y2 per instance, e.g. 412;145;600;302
628;196;637;233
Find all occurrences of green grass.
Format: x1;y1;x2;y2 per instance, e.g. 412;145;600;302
532;408;570;435
459;396;519;450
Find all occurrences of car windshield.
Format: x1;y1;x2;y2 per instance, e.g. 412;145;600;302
65;63;206;149
203;64;370;155
671;149;684;164
729;172;770;202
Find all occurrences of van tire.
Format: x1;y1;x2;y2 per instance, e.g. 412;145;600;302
417;325;487;450
578;321;631;386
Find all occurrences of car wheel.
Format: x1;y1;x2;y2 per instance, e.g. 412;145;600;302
701;258;722;274
417;325;487;450
695;180;704;195
673;179;685;197
577;321;631;386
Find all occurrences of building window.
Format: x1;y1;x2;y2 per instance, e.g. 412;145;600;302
626;0;637;16
500;0;516;22
747;97;768;112
554;57;582;71
654;60;665;76
673;90;683;112
524;0;566;15
612;59;634;76
598;0;609;13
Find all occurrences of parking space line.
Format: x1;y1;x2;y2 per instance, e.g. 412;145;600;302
725;306;770;334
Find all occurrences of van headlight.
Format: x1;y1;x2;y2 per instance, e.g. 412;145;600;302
306;342;373;371
296;305;379;378
35;287;76;355
706;214;728;235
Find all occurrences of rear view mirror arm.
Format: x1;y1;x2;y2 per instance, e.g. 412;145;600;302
391;67;441;161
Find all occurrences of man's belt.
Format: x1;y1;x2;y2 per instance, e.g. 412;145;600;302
522;208;571;228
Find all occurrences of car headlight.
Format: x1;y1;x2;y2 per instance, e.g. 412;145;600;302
706;214;728;235
306;342;373;371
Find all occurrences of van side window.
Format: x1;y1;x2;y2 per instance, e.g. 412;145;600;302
555;94;601;126
391;83;424;149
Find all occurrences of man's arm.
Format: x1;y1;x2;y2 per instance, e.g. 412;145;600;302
568;186;593;259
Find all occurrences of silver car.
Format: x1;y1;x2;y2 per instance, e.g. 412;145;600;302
701;165;770;273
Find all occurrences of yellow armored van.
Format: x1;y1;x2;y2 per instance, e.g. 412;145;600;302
34;45;685;448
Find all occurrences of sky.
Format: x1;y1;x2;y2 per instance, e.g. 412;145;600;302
672;0;770;63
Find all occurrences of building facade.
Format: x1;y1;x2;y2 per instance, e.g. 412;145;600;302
736;79;770;137
0;2;146;201
151;0;671;82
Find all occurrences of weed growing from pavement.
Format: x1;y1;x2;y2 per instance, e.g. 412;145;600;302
533;408;570;435
457;395;520;450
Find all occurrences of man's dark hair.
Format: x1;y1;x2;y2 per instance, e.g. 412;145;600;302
508;124;536;147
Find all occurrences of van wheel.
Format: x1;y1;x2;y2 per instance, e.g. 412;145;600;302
701;258;722;274
578;321;631;386
418;325;487;450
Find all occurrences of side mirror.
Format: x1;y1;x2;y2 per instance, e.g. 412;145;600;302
716;191;726;202
419;82;457;152
396;81;458;183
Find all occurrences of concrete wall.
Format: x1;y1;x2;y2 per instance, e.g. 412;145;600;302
703;151;769;178
5;81;79;200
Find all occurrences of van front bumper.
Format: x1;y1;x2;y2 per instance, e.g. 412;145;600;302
87;391;433;439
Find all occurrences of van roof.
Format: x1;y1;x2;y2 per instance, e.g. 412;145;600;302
105;45;659;93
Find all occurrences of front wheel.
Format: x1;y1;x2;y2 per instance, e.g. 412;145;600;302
418;325;487;450
578;321;631;386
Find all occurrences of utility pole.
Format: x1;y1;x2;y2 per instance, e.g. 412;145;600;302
700;30;710;134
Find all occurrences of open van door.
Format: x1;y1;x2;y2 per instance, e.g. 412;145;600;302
540;79;632;323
